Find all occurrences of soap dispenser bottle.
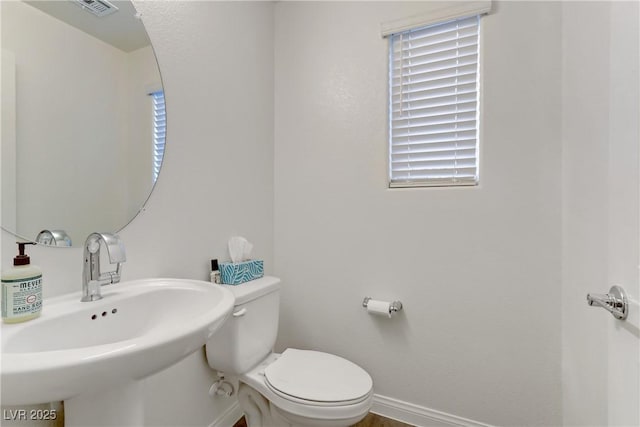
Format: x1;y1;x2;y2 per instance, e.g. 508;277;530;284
1;242;43;323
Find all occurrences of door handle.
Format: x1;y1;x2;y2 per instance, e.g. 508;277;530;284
586;285;628;320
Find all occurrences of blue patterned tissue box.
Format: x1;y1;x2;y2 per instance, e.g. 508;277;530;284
220;260;264;285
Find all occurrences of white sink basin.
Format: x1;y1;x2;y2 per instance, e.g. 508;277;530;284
1;278;234;411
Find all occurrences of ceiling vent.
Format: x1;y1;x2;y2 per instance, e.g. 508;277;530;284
71;0;119;17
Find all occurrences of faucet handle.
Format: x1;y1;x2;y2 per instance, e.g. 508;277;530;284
102;233;126;264
86;232;126;263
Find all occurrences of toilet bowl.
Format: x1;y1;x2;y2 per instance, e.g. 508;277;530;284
238;351;373;427
205;277;373;427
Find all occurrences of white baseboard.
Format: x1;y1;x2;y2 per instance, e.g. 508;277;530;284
209;400;243;427
371;394;494;427
208;393;493;427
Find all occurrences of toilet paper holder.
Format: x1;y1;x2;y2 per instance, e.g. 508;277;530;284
362;297;403;315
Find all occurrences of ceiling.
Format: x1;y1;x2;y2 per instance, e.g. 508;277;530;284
25;0;150;52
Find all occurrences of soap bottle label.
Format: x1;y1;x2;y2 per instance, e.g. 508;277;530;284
1;275;42;319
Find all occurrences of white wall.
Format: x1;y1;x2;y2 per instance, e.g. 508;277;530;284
606;4;640;424
274;2;562;426
129;2;274;424
561;3;610;424
562;1;640;425
2;1;275;425
3;1;638;425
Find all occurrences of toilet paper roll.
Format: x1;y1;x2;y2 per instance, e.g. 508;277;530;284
366;299;391;318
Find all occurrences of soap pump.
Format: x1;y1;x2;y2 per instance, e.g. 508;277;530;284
1;242;43;323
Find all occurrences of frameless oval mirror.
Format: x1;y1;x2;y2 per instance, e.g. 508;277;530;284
1;0;165;247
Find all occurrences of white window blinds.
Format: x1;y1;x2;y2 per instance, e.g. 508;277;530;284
151;91;166;184
389;15;480;187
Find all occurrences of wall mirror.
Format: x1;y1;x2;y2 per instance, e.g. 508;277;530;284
1;0;165;247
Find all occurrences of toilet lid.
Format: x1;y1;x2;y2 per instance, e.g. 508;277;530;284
264;349;373;404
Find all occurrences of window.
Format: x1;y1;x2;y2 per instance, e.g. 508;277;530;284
151;90;166;184
388;15;481;187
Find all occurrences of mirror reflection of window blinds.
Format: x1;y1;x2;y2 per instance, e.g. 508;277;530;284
152;91;166;184
389;15;480;187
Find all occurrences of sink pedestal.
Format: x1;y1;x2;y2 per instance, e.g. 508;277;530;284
64;381;143;427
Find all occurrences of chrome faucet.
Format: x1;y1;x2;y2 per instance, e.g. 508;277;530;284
81;232;126;302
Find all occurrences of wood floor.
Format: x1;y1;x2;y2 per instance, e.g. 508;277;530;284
233;413;413;427
351;413;414;427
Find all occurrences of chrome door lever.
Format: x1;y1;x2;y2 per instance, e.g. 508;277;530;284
586;285;628;320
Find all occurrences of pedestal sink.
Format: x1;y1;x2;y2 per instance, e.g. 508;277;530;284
1;278;235;426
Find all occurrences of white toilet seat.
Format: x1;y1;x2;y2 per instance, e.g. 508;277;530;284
239;350;374;424
264;349;373;406
265;383;371;408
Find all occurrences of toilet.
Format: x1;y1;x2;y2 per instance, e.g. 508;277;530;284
205;276;373;427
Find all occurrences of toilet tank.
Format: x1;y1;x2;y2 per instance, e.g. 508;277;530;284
205;276;281;375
